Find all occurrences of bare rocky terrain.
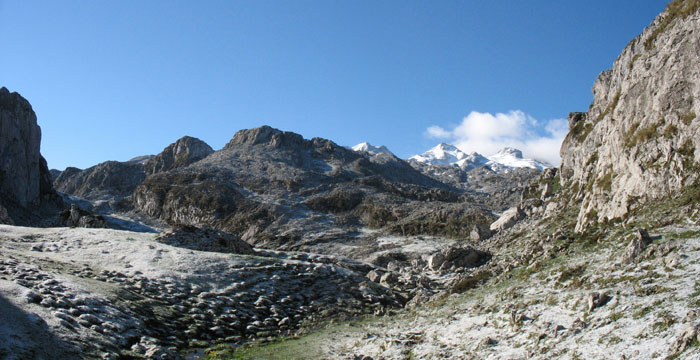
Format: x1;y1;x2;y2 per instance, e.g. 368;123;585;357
2;1;700;359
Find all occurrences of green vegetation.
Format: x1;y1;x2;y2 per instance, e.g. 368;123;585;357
570;120;594;143
633;305;653;320
645;0;700;50
682;111;696;125
628;53;642;70
609;312;624;322
663;123;678;138
557;264;587;287
596;168;615;192
625;120;662;148
651;311;676;332
678;139;698;171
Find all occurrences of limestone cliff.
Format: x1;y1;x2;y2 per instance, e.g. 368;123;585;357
559;0;700;231
0;87;59;224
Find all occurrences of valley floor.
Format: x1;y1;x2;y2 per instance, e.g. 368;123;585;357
214;222;700;360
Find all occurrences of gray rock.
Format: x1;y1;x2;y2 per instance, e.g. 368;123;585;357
428;253;445;270
441;247;491;269
144;136;213;175
470;223;492;241
670;323;699;355
155;225;254;255
0;87;59;222
586;292;612;312
490;207;524;232
623;229;652;263
366;270;382;283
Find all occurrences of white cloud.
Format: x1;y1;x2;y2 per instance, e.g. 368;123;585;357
425;111;568;165
425;125;452;139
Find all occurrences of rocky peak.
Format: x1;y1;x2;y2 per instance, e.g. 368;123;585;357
144;136;213;175
559;0;700;231
494;147;523;159
0;87;56;215
225;125;305;149
409;143;469;166
352;142;393;156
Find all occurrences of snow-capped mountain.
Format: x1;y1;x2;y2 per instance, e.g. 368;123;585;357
408;143;471;166
486;147;550;171
352;142;394;156
410;144;551;172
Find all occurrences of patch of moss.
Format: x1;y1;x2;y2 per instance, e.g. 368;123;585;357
663;123;678;138
625;121;661;148
596;168;615;192
645;0;700;50
628;53;642;71
570;121;594;143
682;111;697;125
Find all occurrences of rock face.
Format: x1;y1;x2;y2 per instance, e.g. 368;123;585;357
559;2;700;231
0;87;59;223
53;162;146;203
144;136;213;175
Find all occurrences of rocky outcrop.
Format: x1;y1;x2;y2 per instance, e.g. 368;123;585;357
144;136;213;175
53;161;146;204
559;1;700;231
154;225;254;254
59;204;107;228
0;87;60;223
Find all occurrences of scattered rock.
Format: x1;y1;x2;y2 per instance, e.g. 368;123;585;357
623;228;652;264
470;223;492;241
670;323;700;355
586;292;612;312
428;253;445;270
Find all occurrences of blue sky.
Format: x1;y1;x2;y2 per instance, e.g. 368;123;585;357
0;1;667;169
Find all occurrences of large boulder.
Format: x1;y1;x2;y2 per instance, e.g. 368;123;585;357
490;207;524;232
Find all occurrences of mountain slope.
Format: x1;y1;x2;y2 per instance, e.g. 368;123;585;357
134;126;493;248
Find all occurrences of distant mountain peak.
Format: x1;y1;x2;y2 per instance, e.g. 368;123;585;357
410;144;551;172
487;147;550;171
494;147;523;159
352;142;393;156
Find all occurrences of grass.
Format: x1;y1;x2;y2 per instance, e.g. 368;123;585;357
625;120;662;148
682;111;696;125
596;169;615;192
628;53;642;70
644;0;700;50
663;123;678;138
633;305;653;320
557;264;587;287
610;312;624;322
